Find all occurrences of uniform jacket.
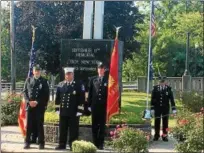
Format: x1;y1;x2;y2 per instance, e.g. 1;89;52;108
151;84;176;111
23;76;50;111
88;76;108;113
55;80;85;117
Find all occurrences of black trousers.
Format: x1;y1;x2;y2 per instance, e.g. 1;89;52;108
154;108;169;137
25;108;45;145
92;110;106;147
59;116;79;147
31;119;38;141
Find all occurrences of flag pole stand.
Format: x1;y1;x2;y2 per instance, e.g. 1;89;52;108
143;0;154;120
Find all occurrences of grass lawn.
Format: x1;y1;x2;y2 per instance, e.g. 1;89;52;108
45;91;183;127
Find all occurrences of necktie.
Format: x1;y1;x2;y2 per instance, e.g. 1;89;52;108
100;77;103;83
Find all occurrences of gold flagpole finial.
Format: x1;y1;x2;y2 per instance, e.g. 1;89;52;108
31;25;37;43
114;26;122;39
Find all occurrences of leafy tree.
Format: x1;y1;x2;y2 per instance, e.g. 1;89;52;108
123;0;203;81
104;2;144;58
14;1;143;80
14;1;84;80
1;9;10;81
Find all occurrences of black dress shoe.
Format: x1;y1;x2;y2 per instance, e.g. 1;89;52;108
39;144;44;149
98;145;104;150
153;136;159;141
162;136;168;142
55;145;66;150
31;139;37;144
24;143;30;149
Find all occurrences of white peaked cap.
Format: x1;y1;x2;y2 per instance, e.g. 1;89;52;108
64;67;74;73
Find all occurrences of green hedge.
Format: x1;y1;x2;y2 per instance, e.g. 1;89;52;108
44;111;145;125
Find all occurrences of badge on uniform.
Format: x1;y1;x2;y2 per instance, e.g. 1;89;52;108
81;85;85;91
39;84;42;89
72;81;75;87
73;91;76;95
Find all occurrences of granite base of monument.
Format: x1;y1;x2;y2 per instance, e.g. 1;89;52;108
44;122;151;144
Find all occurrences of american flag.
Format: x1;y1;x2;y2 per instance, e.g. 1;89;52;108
151;1;156;37
27;26;37;78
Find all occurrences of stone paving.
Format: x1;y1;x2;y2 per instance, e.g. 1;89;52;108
1;126;177;152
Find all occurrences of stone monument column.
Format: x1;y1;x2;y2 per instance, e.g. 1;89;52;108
83;1;94;39
138;76;147;92
182;75;191;92
93;1;104;39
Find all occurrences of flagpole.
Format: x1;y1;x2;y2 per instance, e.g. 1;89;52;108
146;0;154;110
0;1;2;152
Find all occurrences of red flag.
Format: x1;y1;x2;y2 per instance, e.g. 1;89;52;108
106;36;120;124
18;98;27;137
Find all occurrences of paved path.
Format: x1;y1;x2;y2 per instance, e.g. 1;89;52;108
1;126;177;152
148;129;177;152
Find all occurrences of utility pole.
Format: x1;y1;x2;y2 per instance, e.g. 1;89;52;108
183;0;190;76
182;0;191;92
184;32;190;75
0;1;2;152
10;1;16;93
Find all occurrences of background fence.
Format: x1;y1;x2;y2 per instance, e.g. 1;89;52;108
1;76;203;101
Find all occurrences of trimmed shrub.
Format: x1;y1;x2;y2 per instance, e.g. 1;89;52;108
181;91;203;112
72;140;97;153
109;125;148;153
46;101;55;112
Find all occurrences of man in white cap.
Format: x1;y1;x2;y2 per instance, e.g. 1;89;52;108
55;67;85;150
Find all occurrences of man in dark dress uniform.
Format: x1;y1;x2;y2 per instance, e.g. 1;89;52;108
30;125;38;144
23;65;50;149
150;76;177;141
88;62;108;150
55;67;85;150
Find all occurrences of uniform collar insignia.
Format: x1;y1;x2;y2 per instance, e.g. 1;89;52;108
65;80;75;85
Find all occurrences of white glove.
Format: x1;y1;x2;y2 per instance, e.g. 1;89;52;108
56;111;60;115
88;107;91;112
151;110;155;117
76;112;82;116
172;110;177;114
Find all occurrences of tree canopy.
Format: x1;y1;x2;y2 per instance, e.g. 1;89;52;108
123;0;203;81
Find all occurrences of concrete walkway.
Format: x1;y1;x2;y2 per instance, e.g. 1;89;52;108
1;126;177;152
148;129;177;152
